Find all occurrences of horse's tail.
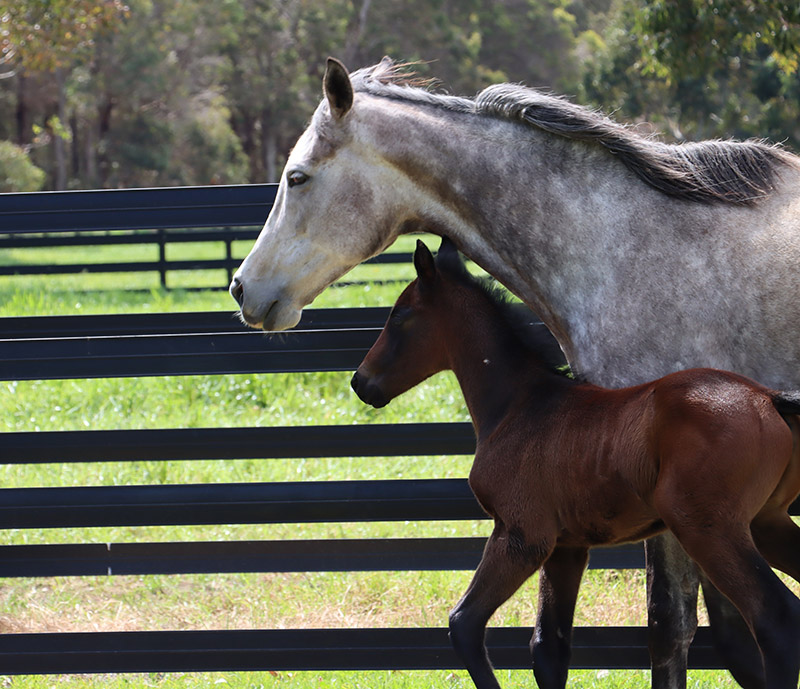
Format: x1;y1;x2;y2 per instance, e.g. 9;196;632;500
771;390;800;423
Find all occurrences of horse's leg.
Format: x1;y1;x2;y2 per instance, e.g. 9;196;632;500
449;525;549;689
751;510;800;582
683;530;800;688
530;546;588;689
699;575;765;689
644;533;698;689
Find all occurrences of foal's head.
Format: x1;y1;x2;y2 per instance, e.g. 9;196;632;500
352;237;566;409
351;238;459;409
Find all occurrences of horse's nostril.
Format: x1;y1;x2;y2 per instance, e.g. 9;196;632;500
230;277;244;307
350;372;360;394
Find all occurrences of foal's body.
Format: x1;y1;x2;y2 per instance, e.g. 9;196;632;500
352;240;800;689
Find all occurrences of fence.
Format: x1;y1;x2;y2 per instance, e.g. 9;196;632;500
0;185;407;289
0;185;737;675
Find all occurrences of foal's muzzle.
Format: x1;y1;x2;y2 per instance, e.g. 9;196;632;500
351;370;389;408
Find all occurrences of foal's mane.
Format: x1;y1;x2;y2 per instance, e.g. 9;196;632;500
435;242;569;377
350;59;792;206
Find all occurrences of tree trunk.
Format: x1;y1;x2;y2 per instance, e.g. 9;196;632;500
262;111;277;183
343;0;372;67
85;118;98;188
97;98;114;187
70;114;81;181
15;73;28;145
53;68;68;190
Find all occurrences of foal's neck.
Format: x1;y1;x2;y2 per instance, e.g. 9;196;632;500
445;297;567;440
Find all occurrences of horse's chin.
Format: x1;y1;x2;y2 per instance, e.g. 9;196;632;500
262;302;303;332
240;300;302;332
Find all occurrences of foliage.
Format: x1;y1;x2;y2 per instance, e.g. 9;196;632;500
0;0;600;190
581;0;800;148
1;0;129;74
0;139;46;191
2;0;800;190
633;0;800;79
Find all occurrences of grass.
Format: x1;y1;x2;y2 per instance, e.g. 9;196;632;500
0;670;748;689
0;234;791;687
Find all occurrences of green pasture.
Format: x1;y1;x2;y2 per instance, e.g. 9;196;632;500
0;235;782;687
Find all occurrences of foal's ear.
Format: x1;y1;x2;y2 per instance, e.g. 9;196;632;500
436;236;466;275
413;240;436;286
324;58;353;119
437;236;459;263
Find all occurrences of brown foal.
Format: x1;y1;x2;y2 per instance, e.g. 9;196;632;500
351;238;800;689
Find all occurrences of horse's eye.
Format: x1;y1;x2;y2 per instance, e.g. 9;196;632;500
287;171;309;188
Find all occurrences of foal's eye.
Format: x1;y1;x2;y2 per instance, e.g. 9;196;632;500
389;308;411;328
287;171;309;188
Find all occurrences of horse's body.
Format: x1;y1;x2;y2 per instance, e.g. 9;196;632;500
231;58;800;688
352;239;800;689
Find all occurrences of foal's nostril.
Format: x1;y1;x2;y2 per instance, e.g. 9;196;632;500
230;277;244;307
350;372;360;395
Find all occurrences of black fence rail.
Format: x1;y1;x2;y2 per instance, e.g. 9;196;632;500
0;185;408;288
0;185;733;676
2;306;760;675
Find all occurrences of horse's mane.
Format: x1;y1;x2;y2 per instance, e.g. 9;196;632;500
350;59;792;206
434;240;569;377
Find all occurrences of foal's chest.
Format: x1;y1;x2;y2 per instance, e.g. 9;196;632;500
468;409;658;546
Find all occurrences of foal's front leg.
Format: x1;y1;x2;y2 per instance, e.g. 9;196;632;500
449;524;550;689
530;546;589;689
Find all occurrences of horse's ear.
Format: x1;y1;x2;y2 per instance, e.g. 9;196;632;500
324;57;353;119
413;240;436;286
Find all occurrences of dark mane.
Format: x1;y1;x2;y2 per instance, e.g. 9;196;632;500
350;60;792;206
435;241;569;377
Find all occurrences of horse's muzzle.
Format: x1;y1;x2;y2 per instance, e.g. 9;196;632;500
229;276;244;307
351;370;389;408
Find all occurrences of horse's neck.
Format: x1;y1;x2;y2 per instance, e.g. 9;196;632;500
365;101;650;378
363;98;795;387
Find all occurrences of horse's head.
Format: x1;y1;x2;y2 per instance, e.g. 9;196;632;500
351;238;458;408
231;58;423;331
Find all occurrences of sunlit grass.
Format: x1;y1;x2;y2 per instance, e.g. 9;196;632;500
0;237;750;687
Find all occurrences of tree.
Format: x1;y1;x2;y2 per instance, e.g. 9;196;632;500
1;0;128;187
633;0;800;80
0;0;617;189
582;0;800;148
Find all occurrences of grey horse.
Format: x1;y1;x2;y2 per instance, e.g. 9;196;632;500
231;57;800;689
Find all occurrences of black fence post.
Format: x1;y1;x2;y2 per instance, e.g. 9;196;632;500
225;229;233;287
158;228;167;289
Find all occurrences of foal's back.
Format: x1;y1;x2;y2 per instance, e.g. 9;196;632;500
476;363;799;551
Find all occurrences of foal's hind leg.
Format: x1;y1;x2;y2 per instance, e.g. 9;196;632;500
530;546;588;689
751;510;800;582
449;524;550;689
669;524;800;689
700;575;765;689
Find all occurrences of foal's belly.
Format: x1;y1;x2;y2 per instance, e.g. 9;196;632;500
556;517;666;549
553;488;664;549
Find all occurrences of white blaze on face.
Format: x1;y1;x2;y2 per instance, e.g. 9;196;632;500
232;103;404;331
233;129;326;330
231;58;472;331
